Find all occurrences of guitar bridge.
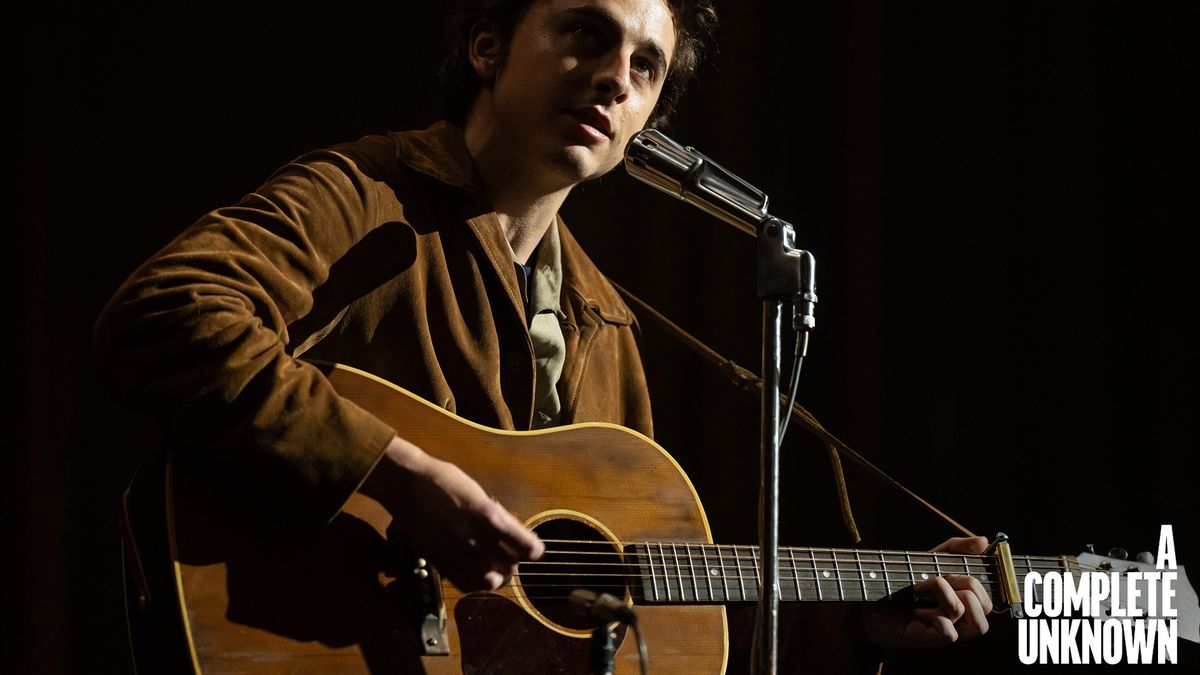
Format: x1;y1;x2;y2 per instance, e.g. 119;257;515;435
413;557;450;656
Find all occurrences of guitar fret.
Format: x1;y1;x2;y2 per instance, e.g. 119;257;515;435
658;543;671;601
859;550;885;601
715;542;724;595
645;544;659;602
913;554;933;583
788;548;801;601
880;551;892;598
672;540;681;598
810;548;822;601
686;543;699;602
855;550;867;601
905;552;916;587
672;543;686;601
934;553;942;578
963;554;976;582
751;546;761;603
701;545;715;602
831;549;845;600
737;546;748;601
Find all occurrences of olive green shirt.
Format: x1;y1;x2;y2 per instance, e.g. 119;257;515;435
511;222;567;429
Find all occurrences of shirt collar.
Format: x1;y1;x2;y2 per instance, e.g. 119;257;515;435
528;219;565;319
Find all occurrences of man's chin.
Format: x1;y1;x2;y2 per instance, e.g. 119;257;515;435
549;145;621;186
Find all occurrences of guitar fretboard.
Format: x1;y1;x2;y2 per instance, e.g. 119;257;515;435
626;543;1075;605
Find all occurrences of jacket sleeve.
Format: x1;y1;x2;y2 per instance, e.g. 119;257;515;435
94;142;398;527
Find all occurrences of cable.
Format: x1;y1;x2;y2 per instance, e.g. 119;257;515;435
631;621;649;675
571;589;649;674
777;331;808;442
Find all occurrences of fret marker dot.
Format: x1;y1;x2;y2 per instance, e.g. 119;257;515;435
869;571;877;579
822;571;831;578
710;568;720;576
921;573;929;580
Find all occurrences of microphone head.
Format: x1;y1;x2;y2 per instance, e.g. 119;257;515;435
568;588;599;614
624;128;770;235
567;588;637;625
624;128;695;199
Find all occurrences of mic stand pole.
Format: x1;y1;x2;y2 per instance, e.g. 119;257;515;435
621;128;816;673
751;217;812;675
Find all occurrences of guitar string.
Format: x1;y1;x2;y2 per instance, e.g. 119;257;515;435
532;551;1075;568
434;570;1081;600
540;540;1075;562
418;567;1048;589
400;548;1091;603
442;566;1079;602
536;540;1080;564
516;557;1070;571
516;572;1012;582
525;552;1078;573
432;587;1009;602
511;569;1008;581
522;550;1084;573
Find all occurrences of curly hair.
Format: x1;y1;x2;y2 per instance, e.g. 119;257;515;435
439;0;718;129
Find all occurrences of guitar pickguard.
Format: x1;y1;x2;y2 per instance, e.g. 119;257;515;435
456;593;626;674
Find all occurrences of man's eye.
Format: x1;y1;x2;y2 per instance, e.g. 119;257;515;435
570;24;597;43
633;59;656;80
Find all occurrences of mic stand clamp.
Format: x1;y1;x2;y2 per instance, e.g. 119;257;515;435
753;215;816;675
590;625;616;675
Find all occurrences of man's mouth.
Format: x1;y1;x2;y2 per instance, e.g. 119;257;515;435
567;107;614;140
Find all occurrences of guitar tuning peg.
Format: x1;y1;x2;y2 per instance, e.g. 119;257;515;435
1084;544;1095;554
1107;547;1128;560
1136;551;1155;564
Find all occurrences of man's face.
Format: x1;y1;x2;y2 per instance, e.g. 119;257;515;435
484;0;677;187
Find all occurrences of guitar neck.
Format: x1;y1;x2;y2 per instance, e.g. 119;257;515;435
626;542;1077;606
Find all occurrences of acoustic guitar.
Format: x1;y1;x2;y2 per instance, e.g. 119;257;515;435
121;363;1197;673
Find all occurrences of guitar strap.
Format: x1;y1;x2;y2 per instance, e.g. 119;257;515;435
610;280;978;543
291;307;350;359
283;279;976;542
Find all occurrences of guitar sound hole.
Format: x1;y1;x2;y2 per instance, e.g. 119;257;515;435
521;518;627;630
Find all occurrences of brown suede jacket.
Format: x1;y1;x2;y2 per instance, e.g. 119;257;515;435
94;122;653;528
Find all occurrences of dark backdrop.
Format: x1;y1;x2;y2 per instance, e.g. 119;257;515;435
16;0;1199;672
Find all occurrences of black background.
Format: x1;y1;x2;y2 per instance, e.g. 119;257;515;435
15;0;1199;672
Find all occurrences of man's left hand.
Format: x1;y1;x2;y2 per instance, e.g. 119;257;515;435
856;536;994;648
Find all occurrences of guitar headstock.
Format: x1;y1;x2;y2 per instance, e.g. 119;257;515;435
1073;547;1200;644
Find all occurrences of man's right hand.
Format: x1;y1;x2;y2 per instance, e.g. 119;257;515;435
359;435;545;592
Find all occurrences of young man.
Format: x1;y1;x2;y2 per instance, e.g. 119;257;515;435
96;0;990;671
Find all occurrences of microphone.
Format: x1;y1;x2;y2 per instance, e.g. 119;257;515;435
569;589;638;625
626;128;817;312
571;589;651;675
624;128;770;237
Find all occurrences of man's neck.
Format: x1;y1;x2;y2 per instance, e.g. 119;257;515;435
489;189;567;265
464;110;573;265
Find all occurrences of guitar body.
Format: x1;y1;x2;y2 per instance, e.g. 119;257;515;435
129;363;727;674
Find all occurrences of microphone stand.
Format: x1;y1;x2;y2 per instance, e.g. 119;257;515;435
626;130;816;674
753;217;814;675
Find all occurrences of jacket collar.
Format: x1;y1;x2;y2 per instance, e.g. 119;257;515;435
391;121;633;326
557;220;632;326
391;121;481;194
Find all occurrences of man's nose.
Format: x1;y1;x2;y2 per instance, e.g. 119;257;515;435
591;48;632;104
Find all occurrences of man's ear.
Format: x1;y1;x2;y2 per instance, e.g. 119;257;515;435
468;20;504;82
